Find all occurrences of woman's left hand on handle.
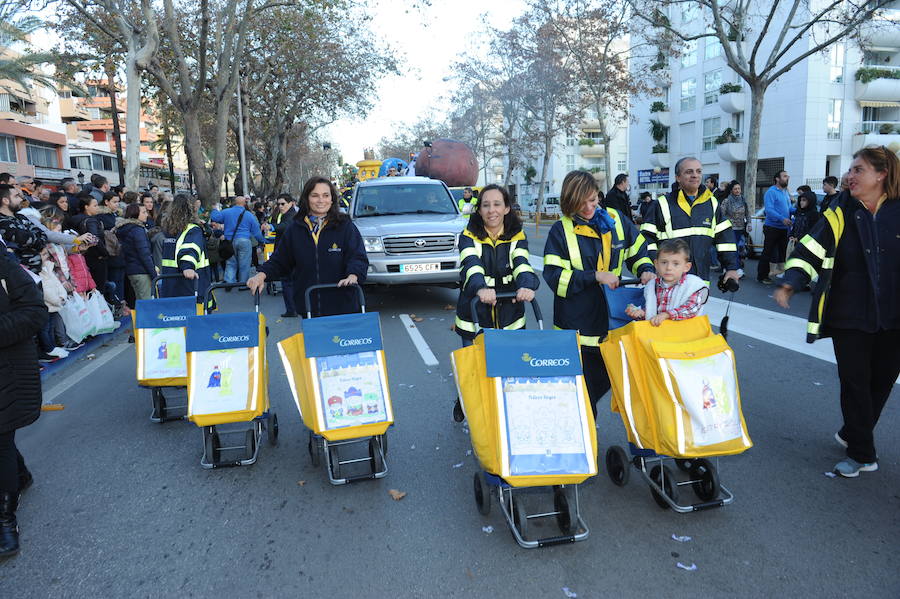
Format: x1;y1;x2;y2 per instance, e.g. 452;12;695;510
337;274;358;287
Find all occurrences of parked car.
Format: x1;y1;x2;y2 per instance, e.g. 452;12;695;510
350;176;467;286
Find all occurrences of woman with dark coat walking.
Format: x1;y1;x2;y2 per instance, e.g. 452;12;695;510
0;256;49;557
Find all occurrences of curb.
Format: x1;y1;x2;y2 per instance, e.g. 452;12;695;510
39;315;133;380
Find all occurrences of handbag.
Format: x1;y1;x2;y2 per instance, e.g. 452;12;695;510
85;290;118;335
217;209;247;262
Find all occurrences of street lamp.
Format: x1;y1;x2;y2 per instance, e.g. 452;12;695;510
223;174;229;198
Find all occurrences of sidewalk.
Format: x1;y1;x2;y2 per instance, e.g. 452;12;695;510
40;316;132;381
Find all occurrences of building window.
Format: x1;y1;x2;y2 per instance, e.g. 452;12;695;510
680;78;697;111
681;40;698;67
732;113;743;137
702;117;721;151
92;153;104;170
25;141;58;168
705;36;721;59
0;135;16;163
827;99;842;140
617;156;627;171
88;107;100;119
704;70;722;104
566;154;576;170
679;121;695;154
70;155;91;169
829;43;845;83
566;136;576;147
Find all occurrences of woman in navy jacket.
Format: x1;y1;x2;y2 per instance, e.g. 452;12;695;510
115;203;156;301
247;177;368;316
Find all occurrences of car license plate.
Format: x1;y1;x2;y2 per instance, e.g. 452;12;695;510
400;262;440;273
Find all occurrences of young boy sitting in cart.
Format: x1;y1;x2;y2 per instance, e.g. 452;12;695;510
625;239;708;326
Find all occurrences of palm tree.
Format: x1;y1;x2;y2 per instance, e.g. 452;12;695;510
0;1;60;92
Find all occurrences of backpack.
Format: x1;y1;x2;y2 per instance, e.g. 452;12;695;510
104;229;121;256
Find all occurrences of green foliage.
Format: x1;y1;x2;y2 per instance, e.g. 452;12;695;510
648;119;668;142
878;123;897;134
524;165;537;184
578;137;595;146
650;101;668;113
719;83;743;94
715;128;739;145
651;143;668;154
855;67;900;84
650;50;667;72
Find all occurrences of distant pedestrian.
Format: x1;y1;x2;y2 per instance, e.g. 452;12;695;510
637;191;654;224
820;175;839;214
720;181;751;276
756;170;793;284
790;190;820;243
210;195;266;288
775;145;900;477
605;173;633;222
267;193;298;317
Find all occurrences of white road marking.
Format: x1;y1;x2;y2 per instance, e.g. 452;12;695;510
42;341;132;405
399;314;439;366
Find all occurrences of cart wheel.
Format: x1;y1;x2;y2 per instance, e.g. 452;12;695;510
553;487;577;535
244;428;257;459
675;458;693;472
204;426;220;464
473;472;491;516
690;458;720;502
368;437;384;472
511;493;528;541
649;464;678;510
307;432;320;467
268;412;279;446
452;398;464;423
328;445;341;480
151;388;161;420
605;445;630;487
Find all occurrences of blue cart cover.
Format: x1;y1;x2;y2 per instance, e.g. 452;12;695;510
603;285;645;331
301;312;383;357
483;329;581;378
185;312;260;352
135;296;196;329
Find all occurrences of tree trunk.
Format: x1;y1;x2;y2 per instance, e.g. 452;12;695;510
161;105;177;192
181;107;217;205
745;83;767;211
536;134;552;214
123;40;143;191
106;65;126;187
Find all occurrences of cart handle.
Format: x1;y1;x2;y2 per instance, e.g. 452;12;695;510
618;277;642;287
151;273;199;299
205;282;260;313
305;283;366;319
469;291;543;334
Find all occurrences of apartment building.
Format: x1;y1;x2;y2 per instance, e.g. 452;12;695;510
628;2;900;208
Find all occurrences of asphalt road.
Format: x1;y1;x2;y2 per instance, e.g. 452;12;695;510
2;268;898;598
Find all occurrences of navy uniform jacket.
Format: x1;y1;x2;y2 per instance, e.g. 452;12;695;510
160;224;213;310
258;214;368;316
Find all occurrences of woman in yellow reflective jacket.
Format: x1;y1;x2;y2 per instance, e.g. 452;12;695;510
543;171;655;415
455;184;539;346
160;195;214;312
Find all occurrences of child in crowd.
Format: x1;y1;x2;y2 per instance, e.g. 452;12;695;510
625;238;709;326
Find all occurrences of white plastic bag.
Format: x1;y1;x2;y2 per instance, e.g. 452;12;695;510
86;290;117;335
60;293;93;342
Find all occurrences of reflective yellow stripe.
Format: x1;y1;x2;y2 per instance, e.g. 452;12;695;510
716;243;737;252
714;219;733;234
161;259;177;267
544;254;571;269
502;316;526;330
801;235;827;261
557;269;573;297
610;210;625;274
657;196;672;236
785;257;816;280
633;256;653;270
465;265;485;287
459;246;480;261
561;217;584;270
808;322;820;334
641;222;658;234
667;226;716;238
511;247;530;260
454;315;478;332
647;243;657;251
626;236;644;256
181;254;199;266
579;334;601;347
512;263;534;278
822;257;834;269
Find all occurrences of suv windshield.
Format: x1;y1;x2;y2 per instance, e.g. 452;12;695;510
354;184;457;217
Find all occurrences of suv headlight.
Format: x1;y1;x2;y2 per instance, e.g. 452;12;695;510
363;236;384;253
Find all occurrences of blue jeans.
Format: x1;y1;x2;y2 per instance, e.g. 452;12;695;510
224;237;253;284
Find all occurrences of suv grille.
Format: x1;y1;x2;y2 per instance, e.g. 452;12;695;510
383;234;456;255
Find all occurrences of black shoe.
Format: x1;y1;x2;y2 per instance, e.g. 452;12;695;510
0;492;19;557
758;278;773;285
127;334;135;343
62;340;85;351
38;353;58;363
280;312;298;318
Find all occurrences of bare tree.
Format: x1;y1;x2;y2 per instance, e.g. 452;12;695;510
634;0;891;204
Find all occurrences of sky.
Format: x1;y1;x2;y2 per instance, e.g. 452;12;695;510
324;0;527;163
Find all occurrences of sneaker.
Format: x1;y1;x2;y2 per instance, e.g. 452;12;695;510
737;268;745;279
62;340;85;351
834;432;848;449
834;458;878;478
758;278;774;285
47;347;69;359
38;353;58;363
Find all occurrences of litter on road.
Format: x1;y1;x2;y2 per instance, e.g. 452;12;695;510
388;489;407;501
482;526;493;534
562;587;577;598
676;562;698;571
672;534;692;542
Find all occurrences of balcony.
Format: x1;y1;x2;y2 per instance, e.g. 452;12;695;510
60;97;89;121
579;143;605;158
649;152;670;168
33;166;71;180
649;110;671;127
854;67;900;103
0;110;35;123
718;92;746;113
852;121;900;152
580;117;600;129
859;8;900;49
717;141;747;162
649;66;670;88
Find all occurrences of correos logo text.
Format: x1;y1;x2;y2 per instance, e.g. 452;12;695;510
333;336;373;347
212;332;250;343
521;352;569;367
158;313;187;323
